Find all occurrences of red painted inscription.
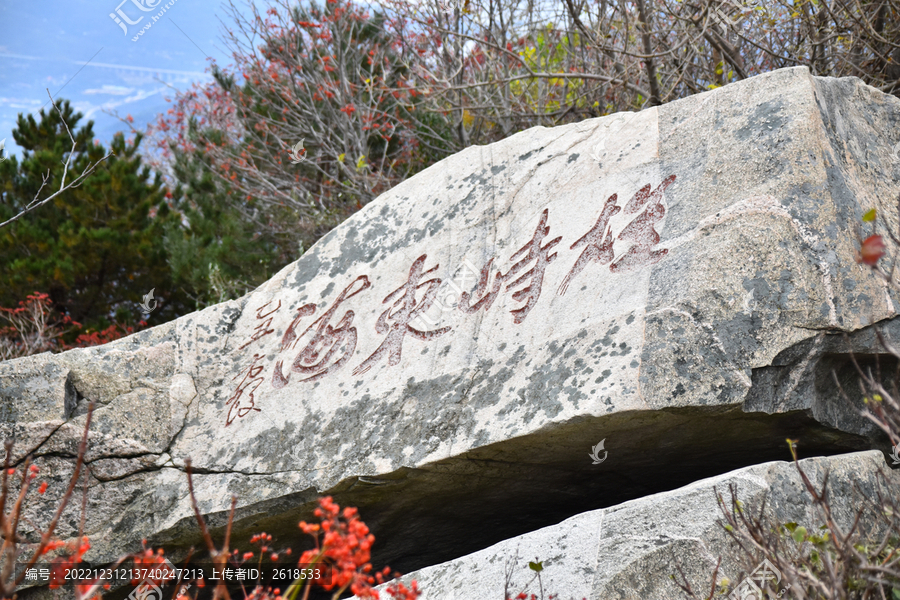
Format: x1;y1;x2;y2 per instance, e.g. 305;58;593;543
353;255;451;375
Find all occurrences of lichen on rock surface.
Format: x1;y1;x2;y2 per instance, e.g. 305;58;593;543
2;66;899;585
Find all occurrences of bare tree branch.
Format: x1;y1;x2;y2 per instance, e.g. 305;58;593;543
0;90;114;230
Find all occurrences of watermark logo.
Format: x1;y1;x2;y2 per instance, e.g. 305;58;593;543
712;0;761;33
140;288;158;314
0;139;7;162
110;0;181;41
412;258;481;329
126;558;189;600
109;0;163;35
589;138;606;164
730;558;791;599
289;139;307;164
589;439;608;465
127;582;163;600
890;444;900;465
402;0;465;15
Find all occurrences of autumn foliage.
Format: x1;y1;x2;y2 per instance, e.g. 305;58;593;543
5;432;416;600
0;292;142;360
292;496;418;600
145;0;450;261
859;234;886;266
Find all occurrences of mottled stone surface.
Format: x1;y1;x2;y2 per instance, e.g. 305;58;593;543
374;451;900;600
3;66;900;575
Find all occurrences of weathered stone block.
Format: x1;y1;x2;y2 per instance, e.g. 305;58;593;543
2;66;899;577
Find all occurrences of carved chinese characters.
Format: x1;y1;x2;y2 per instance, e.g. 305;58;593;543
226;300;283;425
610;174;676;273
239;300;281;350
272;275;371;388
225;175;676;425
225;354;265;426
354;255;450;375
557;194;621;296
226;257;449;425
461;209;561;324
560;174;677;293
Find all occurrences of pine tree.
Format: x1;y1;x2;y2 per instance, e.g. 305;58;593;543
0;100;190;335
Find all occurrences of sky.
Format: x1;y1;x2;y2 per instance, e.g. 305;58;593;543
0;0;252;160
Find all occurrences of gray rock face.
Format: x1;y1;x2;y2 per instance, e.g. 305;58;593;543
373;450;899;600
2;66;900;575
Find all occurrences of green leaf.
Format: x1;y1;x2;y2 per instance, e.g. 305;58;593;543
863;208;877;222
528;561;543;572
892;587;900;600
792;526;807;543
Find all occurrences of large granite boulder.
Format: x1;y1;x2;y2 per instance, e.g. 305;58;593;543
374;450;899;600
2;65;900;576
